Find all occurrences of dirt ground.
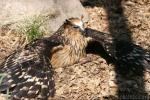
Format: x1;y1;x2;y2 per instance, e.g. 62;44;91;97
51;0;150;99
0;0;150;100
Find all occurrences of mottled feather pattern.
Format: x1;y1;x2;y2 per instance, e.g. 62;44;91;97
10;56;55;100
0;35;62;99
85;28;115;57
85;28;150;73
116;41;150;73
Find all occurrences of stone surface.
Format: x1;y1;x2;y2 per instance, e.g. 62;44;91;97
0;0;88;33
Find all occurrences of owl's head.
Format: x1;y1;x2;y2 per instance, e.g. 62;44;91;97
53;17;88;47
62;17;88;45
65;17;84;31
56;18;85;36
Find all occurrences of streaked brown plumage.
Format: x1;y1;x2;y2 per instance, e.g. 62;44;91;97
50;18;89;68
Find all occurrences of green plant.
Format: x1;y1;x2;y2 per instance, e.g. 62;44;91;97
25;18;43;42
19;12;58;43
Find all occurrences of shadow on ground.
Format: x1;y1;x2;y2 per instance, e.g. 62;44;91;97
82;0;150;99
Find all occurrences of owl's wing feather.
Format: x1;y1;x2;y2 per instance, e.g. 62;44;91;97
85;28;115;57
0;35;63;99
115;41;150;74
85;28;150;71
10;55;54;99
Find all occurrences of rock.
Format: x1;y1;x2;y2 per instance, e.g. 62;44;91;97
0;0;88;33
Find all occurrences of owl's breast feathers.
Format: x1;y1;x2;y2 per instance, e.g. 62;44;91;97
51;33;88;68
50;17;89;68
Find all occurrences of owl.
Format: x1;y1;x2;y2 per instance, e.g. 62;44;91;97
0;17;91;100
0;17;149;100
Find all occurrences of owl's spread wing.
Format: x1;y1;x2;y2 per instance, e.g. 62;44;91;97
115;41;150;74
0;35;63;99
85;28;150;70
85;28;115;57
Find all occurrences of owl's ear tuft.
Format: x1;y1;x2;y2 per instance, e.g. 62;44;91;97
65;19;71;24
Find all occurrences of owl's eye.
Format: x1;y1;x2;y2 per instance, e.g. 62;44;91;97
73;25;79;29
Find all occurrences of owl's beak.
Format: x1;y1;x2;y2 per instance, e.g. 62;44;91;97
80;28;86;36
78;25;87;36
